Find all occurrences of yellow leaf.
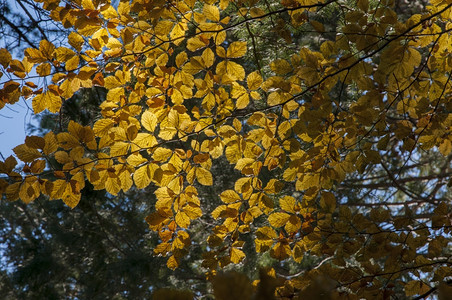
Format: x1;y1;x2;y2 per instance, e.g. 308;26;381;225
216;61;245;81
280;196;296;213
65;55;79;71
25;136;45;149
267;91;290;106
110;141;129;156
201;48;215;68
270;59;292;75
55;47;76;62
183;204;202;219
320;191;336;213
175;211;191;228
235;158;255;171
39;40;55;59
19;180;39;204
36;63;51;76
43;132;58;155
292;241;304;262
93;119;114;138
24;48;45;63
268;212;291;228
247;71;262;90
212;205;226;219
173;231;190;249
270;242;291;260
134;164;153;189
0;48;12;68
13;144;42;163
295;173;320;191
82;0;95;10
105;176;121;195
158;126;177;140
32;90;61;113
78;65;97;80
310;20;325;33
153;147;173;162
285;215;301;234
68;32;84;52
141;110;158;132
405;280;431;297
6;182;21;201
100;4;118;19
264;179;284;194
167;255;179;270
220;190;241;203
176;51;188;68
204;4;220;22
196;167;213;186
155;20;174;36
62;185;81;208
186;36;208;52
250;7;265;18
439;139;452;156
170;23;187;45
227;41;247;58
230;247;246;264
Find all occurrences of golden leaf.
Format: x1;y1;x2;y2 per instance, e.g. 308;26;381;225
25;136;45;150
230;247;246;264
141;110;158;132
201;48;215;68
13;144;42;163
187;37;208;52
320;192;336;213
204;4;220;22
32;90;61;114
220;190;241;203
268;212;291;228
280;196;296;213
247;71;262;90
153;147;173;162
405;280;431;297
270;242;291;260
36;63;51;76
68;32;84;52
55;47;76;62
216;61;245;81
270;59;292;75
175;211;191;228
0;48;12;68
196;167;213;186
6;182;21;201
227;41;247;58
133;164;153;189
65;55;79;71
250;7;265;18
43;132;58;155
285;215;301;234
39;40;55;59
167;255;179;270
93;119;114;138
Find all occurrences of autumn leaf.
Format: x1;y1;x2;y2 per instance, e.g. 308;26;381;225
268;212;291;228
196;167;213;186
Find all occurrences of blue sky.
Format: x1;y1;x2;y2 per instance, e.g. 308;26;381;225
0;99;37;159
0;1;34;158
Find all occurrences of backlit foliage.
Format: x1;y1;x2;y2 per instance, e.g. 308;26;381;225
1;0;452;298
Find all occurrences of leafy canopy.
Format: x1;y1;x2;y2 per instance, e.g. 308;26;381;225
1;0;452;298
